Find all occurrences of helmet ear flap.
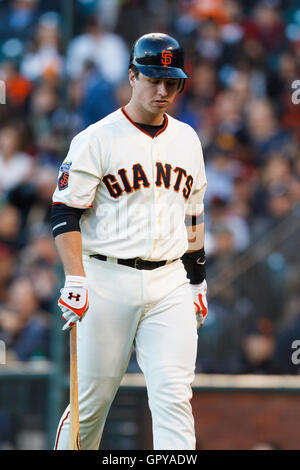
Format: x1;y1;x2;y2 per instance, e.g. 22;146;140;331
177;79;186;94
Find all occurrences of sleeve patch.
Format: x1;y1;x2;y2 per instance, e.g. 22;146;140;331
60;162;72;172
58;172;70;191
58;162;72;191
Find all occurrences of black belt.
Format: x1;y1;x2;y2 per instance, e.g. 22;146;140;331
90;254;177;270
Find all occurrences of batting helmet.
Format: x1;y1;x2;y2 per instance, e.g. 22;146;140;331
129;33;189;93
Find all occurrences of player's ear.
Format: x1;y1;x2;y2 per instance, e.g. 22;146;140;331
128;68;135;88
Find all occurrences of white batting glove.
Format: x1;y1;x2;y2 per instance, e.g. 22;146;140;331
190;280;208;328
58;275;89;331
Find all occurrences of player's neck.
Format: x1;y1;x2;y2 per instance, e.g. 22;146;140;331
124;102;165;126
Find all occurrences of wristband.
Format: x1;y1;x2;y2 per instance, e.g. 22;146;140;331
65;275;87;288
181;247;206;285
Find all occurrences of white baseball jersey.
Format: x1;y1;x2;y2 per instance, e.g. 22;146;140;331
52;107;207;260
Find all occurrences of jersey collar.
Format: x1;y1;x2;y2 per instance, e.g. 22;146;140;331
121;106;168;139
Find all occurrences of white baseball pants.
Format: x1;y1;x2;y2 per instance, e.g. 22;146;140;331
54;256;198;450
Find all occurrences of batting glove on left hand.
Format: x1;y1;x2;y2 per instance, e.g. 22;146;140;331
190;280;208;328
58;275;89;331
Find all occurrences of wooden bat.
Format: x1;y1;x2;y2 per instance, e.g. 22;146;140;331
69;324;81;450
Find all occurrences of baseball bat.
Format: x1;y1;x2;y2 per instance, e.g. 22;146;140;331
69;324;81;450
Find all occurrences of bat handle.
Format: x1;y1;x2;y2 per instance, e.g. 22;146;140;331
69;324;81;450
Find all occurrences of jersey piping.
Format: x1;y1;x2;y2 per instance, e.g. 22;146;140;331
121;106;168;139
52;201;93;209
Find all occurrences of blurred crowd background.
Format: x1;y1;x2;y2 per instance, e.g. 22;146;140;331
0;0;299;449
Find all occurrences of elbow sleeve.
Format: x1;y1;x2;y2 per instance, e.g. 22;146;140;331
51;203;85;238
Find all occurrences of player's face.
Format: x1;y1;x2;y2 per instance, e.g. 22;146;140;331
129;71;180;116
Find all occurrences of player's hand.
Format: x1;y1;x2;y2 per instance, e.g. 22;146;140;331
58;275;89;331
190;280;208;328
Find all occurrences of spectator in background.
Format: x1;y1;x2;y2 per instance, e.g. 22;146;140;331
6;164;57;242
114;79;132;109
16;218;58;312
269;51;300;135
245;99;290;165
0;244;16;304
195;18;224;62
28;79;70;165
0;123;34;196
205;196;250;256
67;78;86;137
0;204;21;250
214;89;245;138
66;15;129;85
204;147;241;205
238;318;276;374
95;0;121;31
0;60;32;114
29;82;60;144
0;0;39;43
70;59;116;129
251;2;285;55
81;78;116;127
188;0;230;26
20;11;63;82
178;60;218;134
0;277;50;362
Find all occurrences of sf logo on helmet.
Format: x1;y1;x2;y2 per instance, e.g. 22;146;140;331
161;50;173;67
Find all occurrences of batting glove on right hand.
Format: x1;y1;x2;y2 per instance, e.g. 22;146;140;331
58;275;89;331
190;280;208;328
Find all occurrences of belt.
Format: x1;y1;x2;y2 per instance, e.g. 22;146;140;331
90;254;178;270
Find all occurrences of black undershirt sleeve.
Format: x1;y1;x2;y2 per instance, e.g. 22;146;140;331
51;203;85;238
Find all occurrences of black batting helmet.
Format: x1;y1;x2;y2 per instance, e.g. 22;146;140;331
129;33;189;93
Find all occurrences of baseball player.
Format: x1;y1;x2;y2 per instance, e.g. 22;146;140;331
51;33;208;450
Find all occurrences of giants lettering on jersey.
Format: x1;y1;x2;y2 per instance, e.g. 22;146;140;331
102;162;193;200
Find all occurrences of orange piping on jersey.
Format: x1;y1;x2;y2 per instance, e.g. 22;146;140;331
52;201;93;208
121;106;168;139
189;383;196;450
54;410;70;450
155;115;168;137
